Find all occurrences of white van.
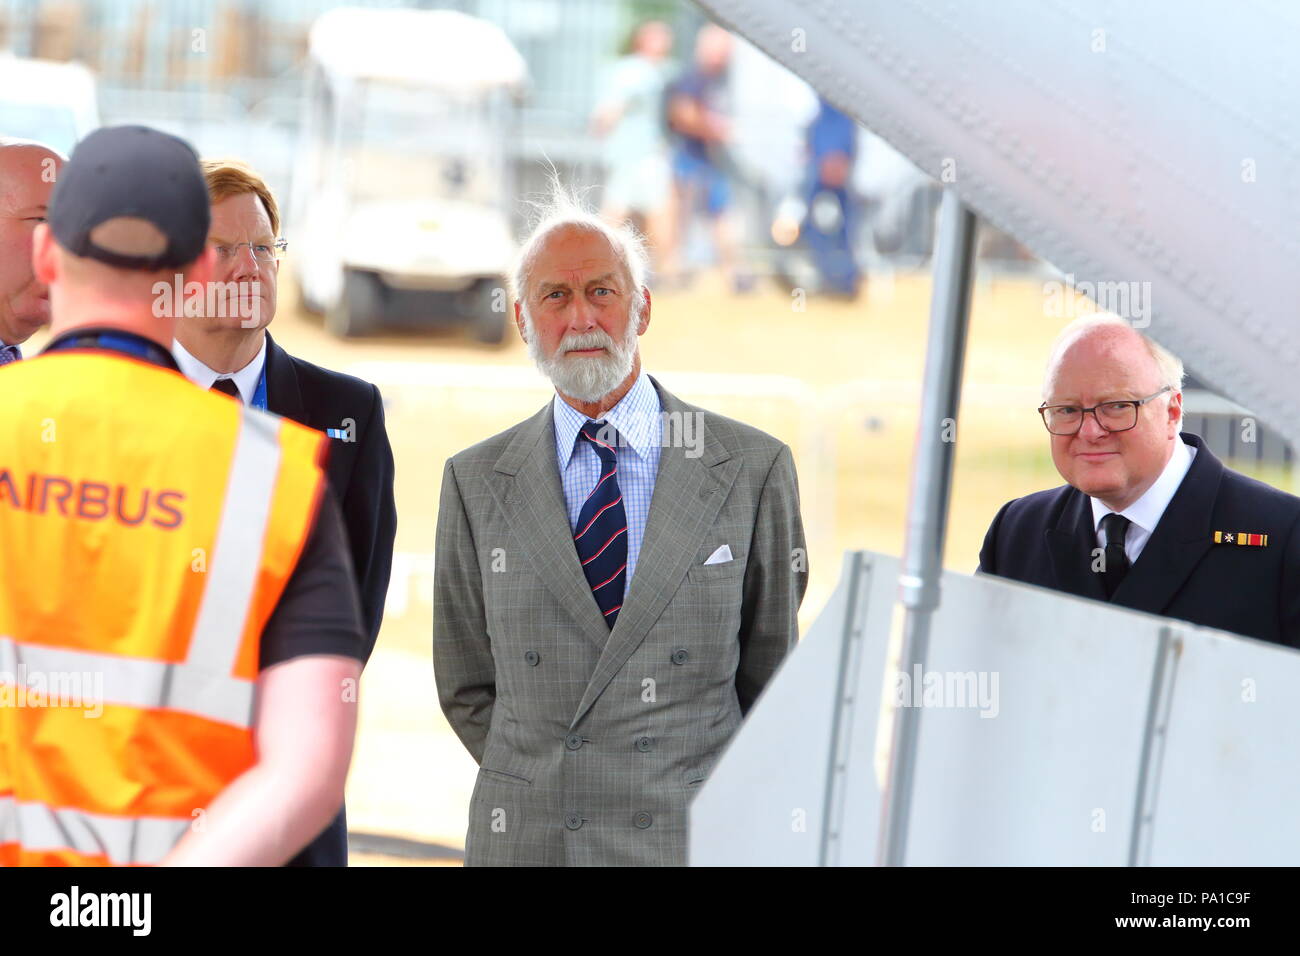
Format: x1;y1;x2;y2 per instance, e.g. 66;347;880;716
0;54;99;155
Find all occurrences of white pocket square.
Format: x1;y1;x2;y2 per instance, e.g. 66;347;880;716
703;545;733;566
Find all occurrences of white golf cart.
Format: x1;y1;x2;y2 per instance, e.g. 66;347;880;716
0;54;99;156
290;7;527;342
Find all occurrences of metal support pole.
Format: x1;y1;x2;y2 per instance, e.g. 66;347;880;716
877;187;977;867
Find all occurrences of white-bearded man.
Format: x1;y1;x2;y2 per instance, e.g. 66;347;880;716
433;190;808;866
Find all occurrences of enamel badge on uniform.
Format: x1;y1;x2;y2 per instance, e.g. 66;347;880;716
1213;531;1268;546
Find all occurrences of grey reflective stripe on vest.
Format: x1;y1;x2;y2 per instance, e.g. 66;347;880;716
0;794;190;865
0;636;254;727
186;407;283;676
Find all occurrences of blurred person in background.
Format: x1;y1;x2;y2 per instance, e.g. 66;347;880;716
980;315;1300;648
802;96;862;298
590;20;675;271
0;138;65;364
173;158;397;866
665;23;751;291
433;187;807;866
1;125;363;866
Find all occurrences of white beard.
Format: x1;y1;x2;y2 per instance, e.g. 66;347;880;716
524;308;640;403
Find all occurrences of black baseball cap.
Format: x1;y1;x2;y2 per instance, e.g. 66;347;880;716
48;125;210;270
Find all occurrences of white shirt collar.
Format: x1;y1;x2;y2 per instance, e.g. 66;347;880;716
173;335;267;403
552;371;661;465
1090;436;1196;536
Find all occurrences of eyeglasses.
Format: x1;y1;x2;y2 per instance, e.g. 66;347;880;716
210;238;288;262
1038;386;1172;435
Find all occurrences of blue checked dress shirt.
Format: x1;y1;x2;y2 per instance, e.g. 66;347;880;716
553;371;662;599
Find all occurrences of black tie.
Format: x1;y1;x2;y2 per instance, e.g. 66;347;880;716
1099;513;1131;598
210;378;241;401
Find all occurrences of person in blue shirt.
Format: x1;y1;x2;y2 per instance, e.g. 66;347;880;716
802;96;862;298
665;24;749;291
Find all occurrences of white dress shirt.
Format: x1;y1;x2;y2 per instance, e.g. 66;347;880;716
1091;437;1196;564
173;335;267;404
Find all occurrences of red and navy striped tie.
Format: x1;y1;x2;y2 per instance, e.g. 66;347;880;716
574;420;628;628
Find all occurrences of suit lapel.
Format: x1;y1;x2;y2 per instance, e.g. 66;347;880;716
487;402;612;649
570;380;739;728
262;332;305;422
1111;434;1220;615
1045;488;1107;601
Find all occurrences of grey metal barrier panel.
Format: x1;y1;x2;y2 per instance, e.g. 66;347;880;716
1146;626;1300;866
903;571;1157;865
695;0;1300;454
691;551;1300;865
689;550;898;866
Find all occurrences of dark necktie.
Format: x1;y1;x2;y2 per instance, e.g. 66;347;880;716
573;421;628;628
210;378;241;401
1099;512;1132;598
0;344;20;366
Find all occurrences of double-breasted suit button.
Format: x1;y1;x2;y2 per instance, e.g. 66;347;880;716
635;736;653;752
524;650;540;666
564;812;584;830
671;648;689;665
565;733;584;751
633;811;653;829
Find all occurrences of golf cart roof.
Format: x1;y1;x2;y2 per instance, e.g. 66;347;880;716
309;7;528;93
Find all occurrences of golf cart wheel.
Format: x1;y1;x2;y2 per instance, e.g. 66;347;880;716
296;275;324;316
469;280;509;345
326;269;382;338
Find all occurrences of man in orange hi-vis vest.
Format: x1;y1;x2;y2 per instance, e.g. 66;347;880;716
0;125;366;866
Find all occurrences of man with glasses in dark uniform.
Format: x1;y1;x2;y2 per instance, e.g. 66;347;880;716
979;314;1300;649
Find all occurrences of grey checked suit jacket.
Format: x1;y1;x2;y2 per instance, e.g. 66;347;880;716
433;376;807;866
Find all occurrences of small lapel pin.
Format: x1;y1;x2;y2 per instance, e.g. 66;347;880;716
1213;531;1268;547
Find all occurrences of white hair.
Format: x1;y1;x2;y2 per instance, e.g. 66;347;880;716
1042;314;1185;424
509;178;649;324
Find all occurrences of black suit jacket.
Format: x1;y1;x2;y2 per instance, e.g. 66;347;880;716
265;332;398;865
978;433;1300;649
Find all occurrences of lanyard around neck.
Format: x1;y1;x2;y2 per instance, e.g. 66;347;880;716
46;330;177;371
250;364;268;410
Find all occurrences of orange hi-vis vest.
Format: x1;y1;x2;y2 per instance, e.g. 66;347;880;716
0;349;327;866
